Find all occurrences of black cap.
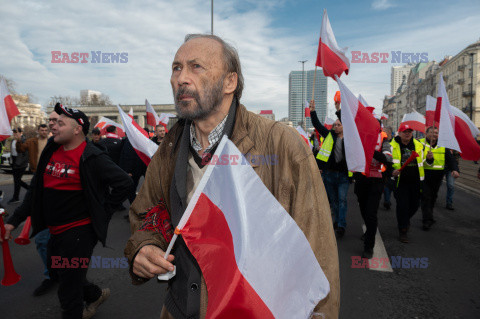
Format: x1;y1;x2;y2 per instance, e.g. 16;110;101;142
54;103;90;135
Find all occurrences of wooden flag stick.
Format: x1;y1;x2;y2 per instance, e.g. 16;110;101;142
311;66;317;101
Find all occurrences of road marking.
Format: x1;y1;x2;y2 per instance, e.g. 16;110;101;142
362;224;393;272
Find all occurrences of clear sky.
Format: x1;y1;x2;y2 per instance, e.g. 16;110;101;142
1;0;479;119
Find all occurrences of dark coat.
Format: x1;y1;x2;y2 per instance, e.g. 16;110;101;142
8;138;133;246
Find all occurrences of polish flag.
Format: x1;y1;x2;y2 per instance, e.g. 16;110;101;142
296;126;313;149
117;105;158;165
336;75;380;173
94;117;126;137
436;74;480;160
145;99;160;127
0;79;20;141
425;95;437;127
166;136;330;318
128;107;134;119
400;111;426;133
381;113;389;120
158;113;175;133
315;9;350;79
324;116;335;130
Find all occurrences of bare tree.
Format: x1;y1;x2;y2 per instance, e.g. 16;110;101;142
0;75;17;94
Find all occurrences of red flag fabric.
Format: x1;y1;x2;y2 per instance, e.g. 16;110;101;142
315;9;350;79
117;106;158;165
0;79;20;141
435;73;480;160
400;111;426;133
398;151;419;172
165;137;330;318
425;95;436;127
94;117;125;137
145;99;160;127
336;76;380;174
324;116;335;130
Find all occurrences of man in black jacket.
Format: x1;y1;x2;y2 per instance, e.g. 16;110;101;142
2;104;133;319
98;125;123;165
10;128;29;203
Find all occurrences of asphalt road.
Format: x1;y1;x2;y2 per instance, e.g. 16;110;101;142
1;178;479;319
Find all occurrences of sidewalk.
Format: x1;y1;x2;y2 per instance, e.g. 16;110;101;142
0;172;33;186
455;159;480;197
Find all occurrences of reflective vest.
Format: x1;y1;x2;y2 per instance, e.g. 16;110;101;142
316;133;353;177
316;133;333;162
390;138;425;182
418;138;446;170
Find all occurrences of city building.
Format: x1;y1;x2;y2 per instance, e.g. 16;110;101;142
80;90;102;103
289;70;327;130
391;64;414;95
10;94;46;129
258;110;275;121
383;39;480;131
278;117;293;127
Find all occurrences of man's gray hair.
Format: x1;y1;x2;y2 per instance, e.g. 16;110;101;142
184;34;244;100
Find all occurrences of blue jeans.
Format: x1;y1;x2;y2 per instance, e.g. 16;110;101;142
35;229;51;279
322;170;350;228
445;171;455;205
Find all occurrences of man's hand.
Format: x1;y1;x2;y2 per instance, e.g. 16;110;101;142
334;101;341;111
309;99;315;112
132;245;175;279
392;169;400;177
0;224;15;243
451;171;460;179
426;151;434;160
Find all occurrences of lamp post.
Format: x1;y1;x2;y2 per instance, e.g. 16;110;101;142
469;52;475;120
299;60;307;130
211;0;214;34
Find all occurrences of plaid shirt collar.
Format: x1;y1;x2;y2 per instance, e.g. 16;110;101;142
190;115;228;154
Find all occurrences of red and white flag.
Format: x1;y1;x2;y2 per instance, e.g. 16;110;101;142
128;107;134;119
324;116;335;130
336;76;380;173
400;111;426;133
425;95;436;127
117;105;158;165
145;99;160;127
296;126;313;149
166;136;330;318
158;113;175;132
315;9;350;79
381;113;389;120
436;73;480;160
94;117;126;137
0;79;20;141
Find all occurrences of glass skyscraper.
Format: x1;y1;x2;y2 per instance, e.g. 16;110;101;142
288;70;328;130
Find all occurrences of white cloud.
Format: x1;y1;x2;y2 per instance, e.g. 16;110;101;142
372;0;396;10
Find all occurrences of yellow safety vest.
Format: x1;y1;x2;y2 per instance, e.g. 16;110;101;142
316;133;353;177
316;133;333;162
418;138;446;170
390;138;425;182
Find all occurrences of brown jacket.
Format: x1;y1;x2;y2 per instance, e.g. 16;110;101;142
16;137;40;172
125;104;340;318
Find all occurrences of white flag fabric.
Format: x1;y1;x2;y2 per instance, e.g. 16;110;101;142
296;126;313;149
0;79;20;141
336;76;380;173
401;111;426;133
145;99;160;127
437;73;461;152
117;105;158;165
171;136;330;318
94;117;125;137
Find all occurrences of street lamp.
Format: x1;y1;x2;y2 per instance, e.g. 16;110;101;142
299;60;307;130
211;0;214;35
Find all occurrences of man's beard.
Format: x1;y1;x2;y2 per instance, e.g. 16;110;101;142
174;75;225;120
